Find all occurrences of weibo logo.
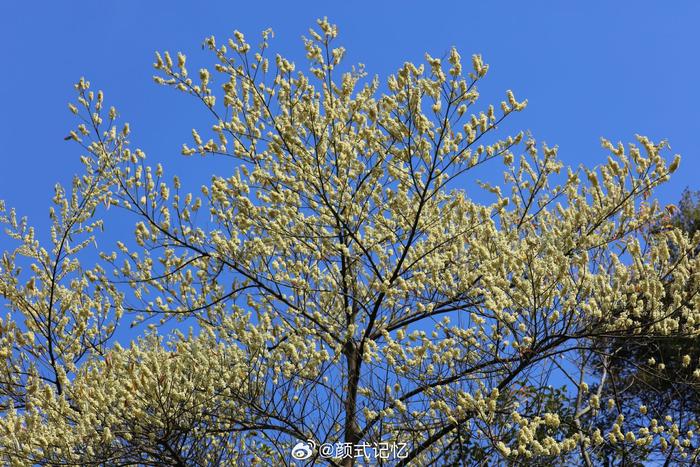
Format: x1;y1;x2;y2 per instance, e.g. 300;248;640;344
291;440;315;460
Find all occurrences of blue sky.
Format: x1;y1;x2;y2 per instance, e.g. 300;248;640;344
1;1;699;237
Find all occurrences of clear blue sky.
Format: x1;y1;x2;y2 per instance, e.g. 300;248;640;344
1;1;699;234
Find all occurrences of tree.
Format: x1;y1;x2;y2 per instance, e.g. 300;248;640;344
587;188;700;466
1;18;699;466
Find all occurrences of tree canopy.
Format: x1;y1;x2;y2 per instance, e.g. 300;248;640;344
1;19;699;466
586;187;700;466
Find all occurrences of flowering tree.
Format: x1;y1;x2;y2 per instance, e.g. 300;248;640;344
587;188;700;466
1;19;699;466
